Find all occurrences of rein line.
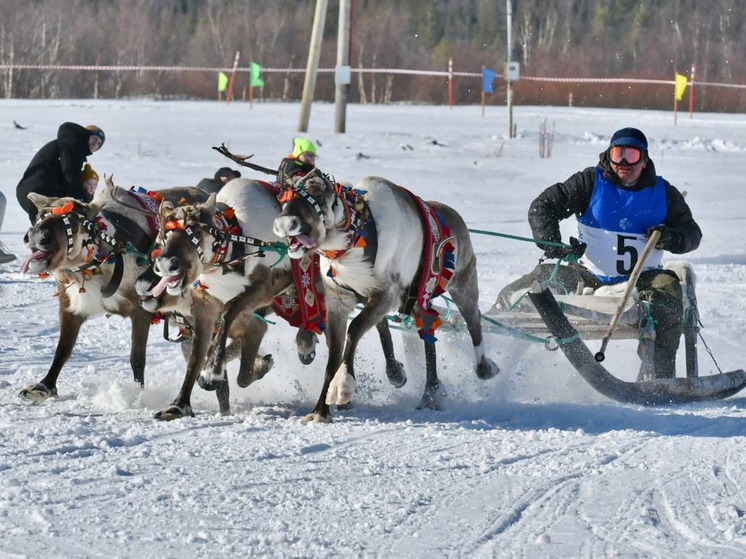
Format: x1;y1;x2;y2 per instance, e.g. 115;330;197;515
467;228;567;248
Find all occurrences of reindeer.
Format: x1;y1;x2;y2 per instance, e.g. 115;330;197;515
137;261;278;417
148;177;407;420
18;177;208;403
273;171;500;423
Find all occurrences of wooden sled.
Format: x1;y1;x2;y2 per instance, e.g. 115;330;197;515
433;262;746;405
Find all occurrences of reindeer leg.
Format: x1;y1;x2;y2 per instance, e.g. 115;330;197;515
129;308;152;387
19;305;86;402
375;318;406;388
326;292;397;410
216;379;231;416
200;277;274;391
417;341;446;410
155;297;216;420
448;262;500;381
179;336;194;362
224;338;242;363
236;318;270;388
304;304;349;424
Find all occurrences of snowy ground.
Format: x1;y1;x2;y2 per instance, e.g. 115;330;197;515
1;100;746;558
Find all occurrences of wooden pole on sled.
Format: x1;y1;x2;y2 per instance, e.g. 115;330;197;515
594;229;661;362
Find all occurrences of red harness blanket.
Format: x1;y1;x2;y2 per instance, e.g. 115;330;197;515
399;191;456;344
271;252;326;335
255;181;327;334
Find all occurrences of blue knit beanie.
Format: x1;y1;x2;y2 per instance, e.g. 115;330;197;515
609;128;647;151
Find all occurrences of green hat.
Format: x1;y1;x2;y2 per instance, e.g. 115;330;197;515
293;138;317;158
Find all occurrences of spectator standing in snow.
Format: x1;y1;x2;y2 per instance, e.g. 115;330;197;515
16;122;105;223
0;191;15;263
496;127;701;379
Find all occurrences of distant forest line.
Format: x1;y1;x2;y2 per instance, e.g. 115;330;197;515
1;0;744;111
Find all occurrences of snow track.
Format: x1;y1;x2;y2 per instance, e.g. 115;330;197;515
1;101;746;558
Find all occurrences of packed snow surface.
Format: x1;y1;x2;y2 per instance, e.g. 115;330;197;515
1;100;746;558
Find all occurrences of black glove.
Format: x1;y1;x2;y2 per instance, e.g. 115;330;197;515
647;225;680;251
542;236;587;260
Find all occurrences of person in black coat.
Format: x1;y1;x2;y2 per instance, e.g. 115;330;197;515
496;127;702;379
16;122;105;223
195;167;241;194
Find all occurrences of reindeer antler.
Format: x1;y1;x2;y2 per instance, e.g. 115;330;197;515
212;143;279;176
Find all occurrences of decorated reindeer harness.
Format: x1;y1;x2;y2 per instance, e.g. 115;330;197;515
155;181;326;335
286;175;455;343
38;189;161;297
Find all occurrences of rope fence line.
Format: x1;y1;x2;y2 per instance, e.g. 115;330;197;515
2;63;746;90
0;64;746;89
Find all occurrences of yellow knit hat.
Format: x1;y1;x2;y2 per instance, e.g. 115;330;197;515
82;163;99;183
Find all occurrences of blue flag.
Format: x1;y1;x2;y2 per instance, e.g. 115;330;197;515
482;68;496;94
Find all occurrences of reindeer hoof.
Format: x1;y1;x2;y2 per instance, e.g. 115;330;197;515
198;364;227;392
301;412;333;424
197;376;221;392
154;404;194;421
325;368;357;406
337;399;356;411
386;359;407;388
18;383;57;402
417;383;446;411
296;331;318;365
298;349;316;365
237;354;274;388
253;354;274;381
476;357;500;380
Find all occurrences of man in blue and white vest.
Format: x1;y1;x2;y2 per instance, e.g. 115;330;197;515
499;127;702;379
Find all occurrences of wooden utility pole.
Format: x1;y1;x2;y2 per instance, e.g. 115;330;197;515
689;63;696;118
506;0;514;138
299;0;329;132
334;0;352;133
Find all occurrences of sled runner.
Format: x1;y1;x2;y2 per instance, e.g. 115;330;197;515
428;261;746;405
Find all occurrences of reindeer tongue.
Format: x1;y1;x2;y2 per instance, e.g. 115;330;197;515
296;235;316;249
151;275;172;298
21;251;49;274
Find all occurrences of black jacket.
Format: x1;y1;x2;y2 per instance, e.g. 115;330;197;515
16;122;95;222
277;156;314;187
195;167;241;194
528;151;702;254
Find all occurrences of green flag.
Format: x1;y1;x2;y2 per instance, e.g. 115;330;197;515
250;62;264;88
218;72;229;92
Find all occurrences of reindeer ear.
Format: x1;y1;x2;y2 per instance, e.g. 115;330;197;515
104;174;115;190
28;193;54;210
160;200;175;212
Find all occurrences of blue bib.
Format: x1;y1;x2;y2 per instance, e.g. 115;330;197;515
576;168;668;283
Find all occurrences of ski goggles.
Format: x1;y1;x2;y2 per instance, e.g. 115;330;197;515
609;145;643;165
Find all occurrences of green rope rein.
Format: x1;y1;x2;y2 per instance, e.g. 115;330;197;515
464;228;582;347
249;229;583;348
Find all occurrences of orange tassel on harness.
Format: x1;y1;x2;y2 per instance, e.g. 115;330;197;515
51;202;75;216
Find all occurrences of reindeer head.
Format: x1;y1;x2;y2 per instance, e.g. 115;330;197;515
273;169;346;259
150;195;220;296
22;194;103;274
